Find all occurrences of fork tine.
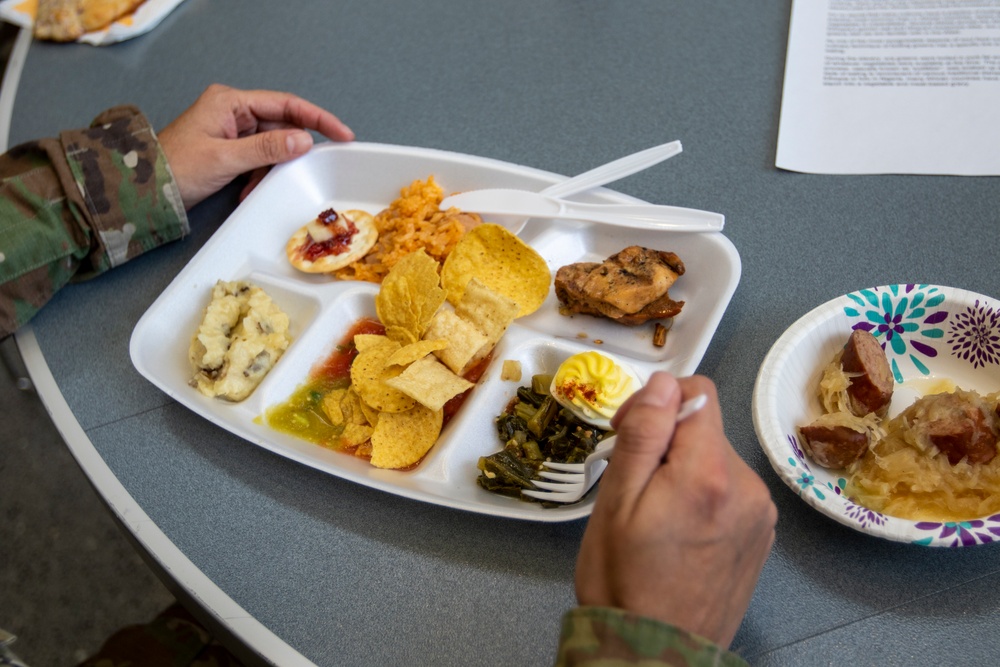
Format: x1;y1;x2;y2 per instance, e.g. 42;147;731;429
541;461;585;473
537;470;586;482
528;480;585;492
521;394;708;505
522;488;582;501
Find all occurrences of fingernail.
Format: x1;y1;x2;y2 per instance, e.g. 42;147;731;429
287;131;313;155
634;373;679;408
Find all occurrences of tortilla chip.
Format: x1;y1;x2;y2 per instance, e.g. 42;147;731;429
376;249;446;344
350;339;417;413
386;339;449;368
358;397;381;427
354;333;392;352
455;278;518;349
321;388;348;424
385;325;418;347
369;404;444;469
385;356;474;411
440;223;550;317
423;308;489;375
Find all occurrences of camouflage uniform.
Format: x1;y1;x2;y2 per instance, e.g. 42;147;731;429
556;607;749;666
0;105;188;338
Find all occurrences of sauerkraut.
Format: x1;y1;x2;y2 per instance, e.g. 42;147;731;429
845;389;1000;521
818;351;860;415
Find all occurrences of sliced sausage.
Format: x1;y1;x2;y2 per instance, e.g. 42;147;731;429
799;422;870;469
841;329;893;418
919;393;1000;465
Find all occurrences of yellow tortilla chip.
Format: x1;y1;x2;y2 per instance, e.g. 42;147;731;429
358;397;381;427
343;423;374;447
455;278;518;349
321;388;348;424
385;325;418;347
386;340;449;368
376;249;446;344
385;356;474;411
350;339;417;413
354;333;392;352
423;308;488;375
318;387;374;447
441;223;550;317
340;388;374;446
369;404;444;469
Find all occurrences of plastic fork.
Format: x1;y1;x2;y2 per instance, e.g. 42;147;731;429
452;140;682;235
540;140;682;199
439;189;724;233
523;394;708;503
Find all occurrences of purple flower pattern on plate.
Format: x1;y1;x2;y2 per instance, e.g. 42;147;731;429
843;284;947;383
947;299;1000;369
912;515;1000;547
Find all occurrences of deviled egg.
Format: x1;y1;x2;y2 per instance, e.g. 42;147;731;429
550;350;642;429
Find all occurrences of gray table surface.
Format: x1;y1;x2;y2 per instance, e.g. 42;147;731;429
11;0;1000;664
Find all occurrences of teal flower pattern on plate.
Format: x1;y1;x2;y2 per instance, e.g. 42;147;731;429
786;435;825;501
842;284;948;383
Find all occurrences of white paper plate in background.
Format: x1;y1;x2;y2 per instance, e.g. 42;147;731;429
753;284;1000;546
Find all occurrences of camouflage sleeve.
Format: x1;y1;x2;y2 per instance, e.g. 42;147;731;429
555;606;750;667
0;105;188;338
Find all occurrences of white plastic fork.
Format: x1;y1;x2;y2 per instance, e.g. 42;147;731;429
465;140;682;235
522;394;708;503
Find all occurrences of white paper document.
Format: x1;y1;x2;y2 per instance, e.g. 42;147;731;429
776;0;1000;175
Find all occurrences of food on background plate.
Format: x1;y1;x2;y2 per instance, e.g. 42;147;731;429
798;329;1000;521
478;351;640;503
441;223;551;317
332;177;483;283
555;246;685;326
824;329;894;418
189;281;291;401
848;389;1000;521
35;0;145;41
262;249;520;469
286;208;378;273
798;411;883;470
550;350;641;430
800;329;892;468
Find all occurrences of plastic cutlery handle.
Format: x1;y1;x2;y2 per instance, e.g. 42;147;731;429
588;394;707;464
676;394;708;421
556;199;724;231
541;140;682;199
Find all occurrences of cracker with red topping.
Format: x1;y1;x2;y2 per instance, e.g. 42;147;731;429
286;208;378;273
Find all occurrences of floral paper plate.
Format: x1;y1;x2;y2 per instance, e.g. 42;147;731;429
752;284;1000;547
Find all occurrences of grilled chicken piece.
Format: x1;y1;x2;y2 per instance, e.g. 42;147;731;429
554;246;685;326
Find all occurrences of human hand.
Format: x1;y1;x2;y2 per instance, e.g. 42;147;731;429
574;372;777;649
158;84;355;209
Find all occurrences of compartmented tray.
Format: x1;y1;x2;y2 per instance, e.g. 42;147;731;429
130;142;741;522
